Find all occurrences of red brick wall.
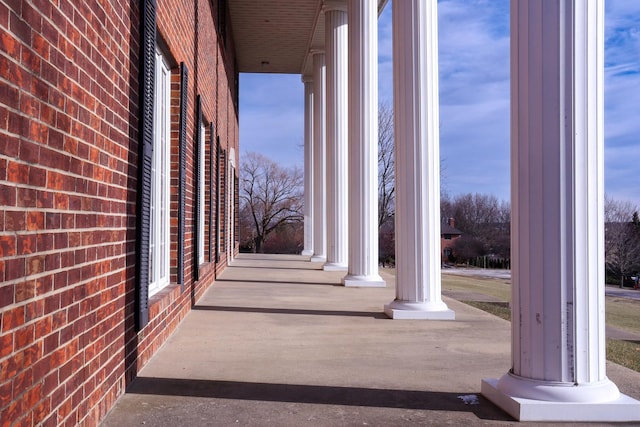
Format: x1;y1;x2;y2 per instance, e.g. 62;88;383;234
0;0;239;425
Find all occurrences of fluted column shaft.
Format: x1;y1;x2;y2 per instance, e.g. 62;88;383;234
384;0;453;319
310;52;327;262
500;0;613;393
302;76;314;256
323;4;349;271
482;1;640;421
508;0;609;387
342;0;384;287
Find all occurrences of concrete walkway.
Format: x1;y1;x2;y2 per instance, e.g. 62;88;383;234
101;254;640;426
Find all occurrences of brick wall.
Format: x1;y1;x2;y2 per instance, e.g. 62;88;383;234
0;0;239;425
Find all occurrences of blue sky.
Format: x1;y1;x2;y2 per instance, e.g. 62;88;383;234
239;0;640;206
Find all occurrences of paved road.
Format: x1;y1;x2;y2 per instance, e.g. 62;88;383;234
443;268;640;301
605;285;640;301
442;267;512;280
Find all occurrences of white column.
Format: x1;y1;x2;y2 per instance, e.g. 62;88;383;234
482;1;640;421
323;2;349;271
310;52;327;263
342;0;384;287
302;76;315;256
384;0;453;319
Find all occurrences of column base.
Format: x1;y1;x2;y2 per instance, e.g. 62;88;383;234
383;300;455;320
301;249;314;256
310;255;326;263
482;377;640;422
323;262;348;271
342;274;386;287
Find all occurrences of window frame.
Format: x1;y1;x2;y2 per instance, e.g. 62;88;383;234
148;47;172;296
198;122;206;267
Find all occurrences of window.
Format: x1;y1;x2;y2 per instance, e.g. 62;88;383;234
198;123;206;266
149;47;171;296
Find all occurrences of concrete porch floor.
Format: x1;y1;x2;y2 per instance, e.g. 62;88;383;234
100;254;640;426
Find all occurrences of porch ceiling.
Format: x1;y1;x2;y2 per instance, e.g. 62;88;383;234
228;0;322;74
228;0;388;75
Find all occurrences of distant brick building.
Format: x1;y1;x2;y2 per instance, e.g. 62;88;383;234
441;218;462;263
0;0;239;424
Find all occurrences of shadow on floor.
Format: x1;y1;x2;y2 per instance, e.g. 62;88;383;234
216;277;343;287
127;377;513;421
233;254;313;262
228;264;325;271
193;304;388;319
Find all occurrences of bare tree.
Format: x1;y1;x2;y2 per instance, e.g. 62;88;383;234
378;101;395;229
377;103;456;266
442;192;511;261
239;152;303;253
604;195;640;287
378;102;449;229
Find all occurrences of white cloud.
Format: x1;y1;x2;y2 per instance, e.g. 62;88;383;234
377;4;394;104
375;0;511;199
437;0;511;201
604;0;640;205
238;0;639;205
239;73;304;168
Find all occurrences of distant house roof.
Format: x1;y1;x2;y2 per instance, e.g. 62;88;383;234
441;223;463;236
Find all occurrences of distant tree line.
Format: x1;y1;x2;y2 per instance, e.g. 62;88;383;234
237;105;640;286
605;196;640;288
440;193;511;264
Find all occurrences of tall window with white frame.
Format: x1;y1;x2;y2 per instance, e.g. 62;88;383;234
149;47;171;296
198;123;206;266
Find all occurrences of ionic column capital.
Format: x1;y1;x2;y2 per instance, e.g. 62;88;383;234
322;0;347;13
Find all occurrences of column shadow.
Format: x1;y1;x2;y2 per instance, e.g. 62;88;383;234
127;377;513;421
193;304;388;319
215;277;343;287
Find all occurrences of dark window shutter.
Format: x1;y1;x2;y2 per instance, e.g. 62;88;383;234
215;137;221;263
177;62;188;289
219;149;226;254
135;0;156;331
209;123;215;263
194;95;203;281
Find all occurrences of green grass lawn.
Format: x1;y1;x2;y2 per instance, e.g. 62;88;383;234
386;269;640;330
462;297;640;373
388;269;640;373
607;339;640;373
441;275;640;333
439;272;640;334
442;274;511;301
441;272;640;373
606;297;640;335
462;301;511;320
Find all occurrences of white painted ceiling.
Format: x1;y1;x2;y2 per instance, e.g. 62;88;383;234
228;0;323;75
228;0;388;75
